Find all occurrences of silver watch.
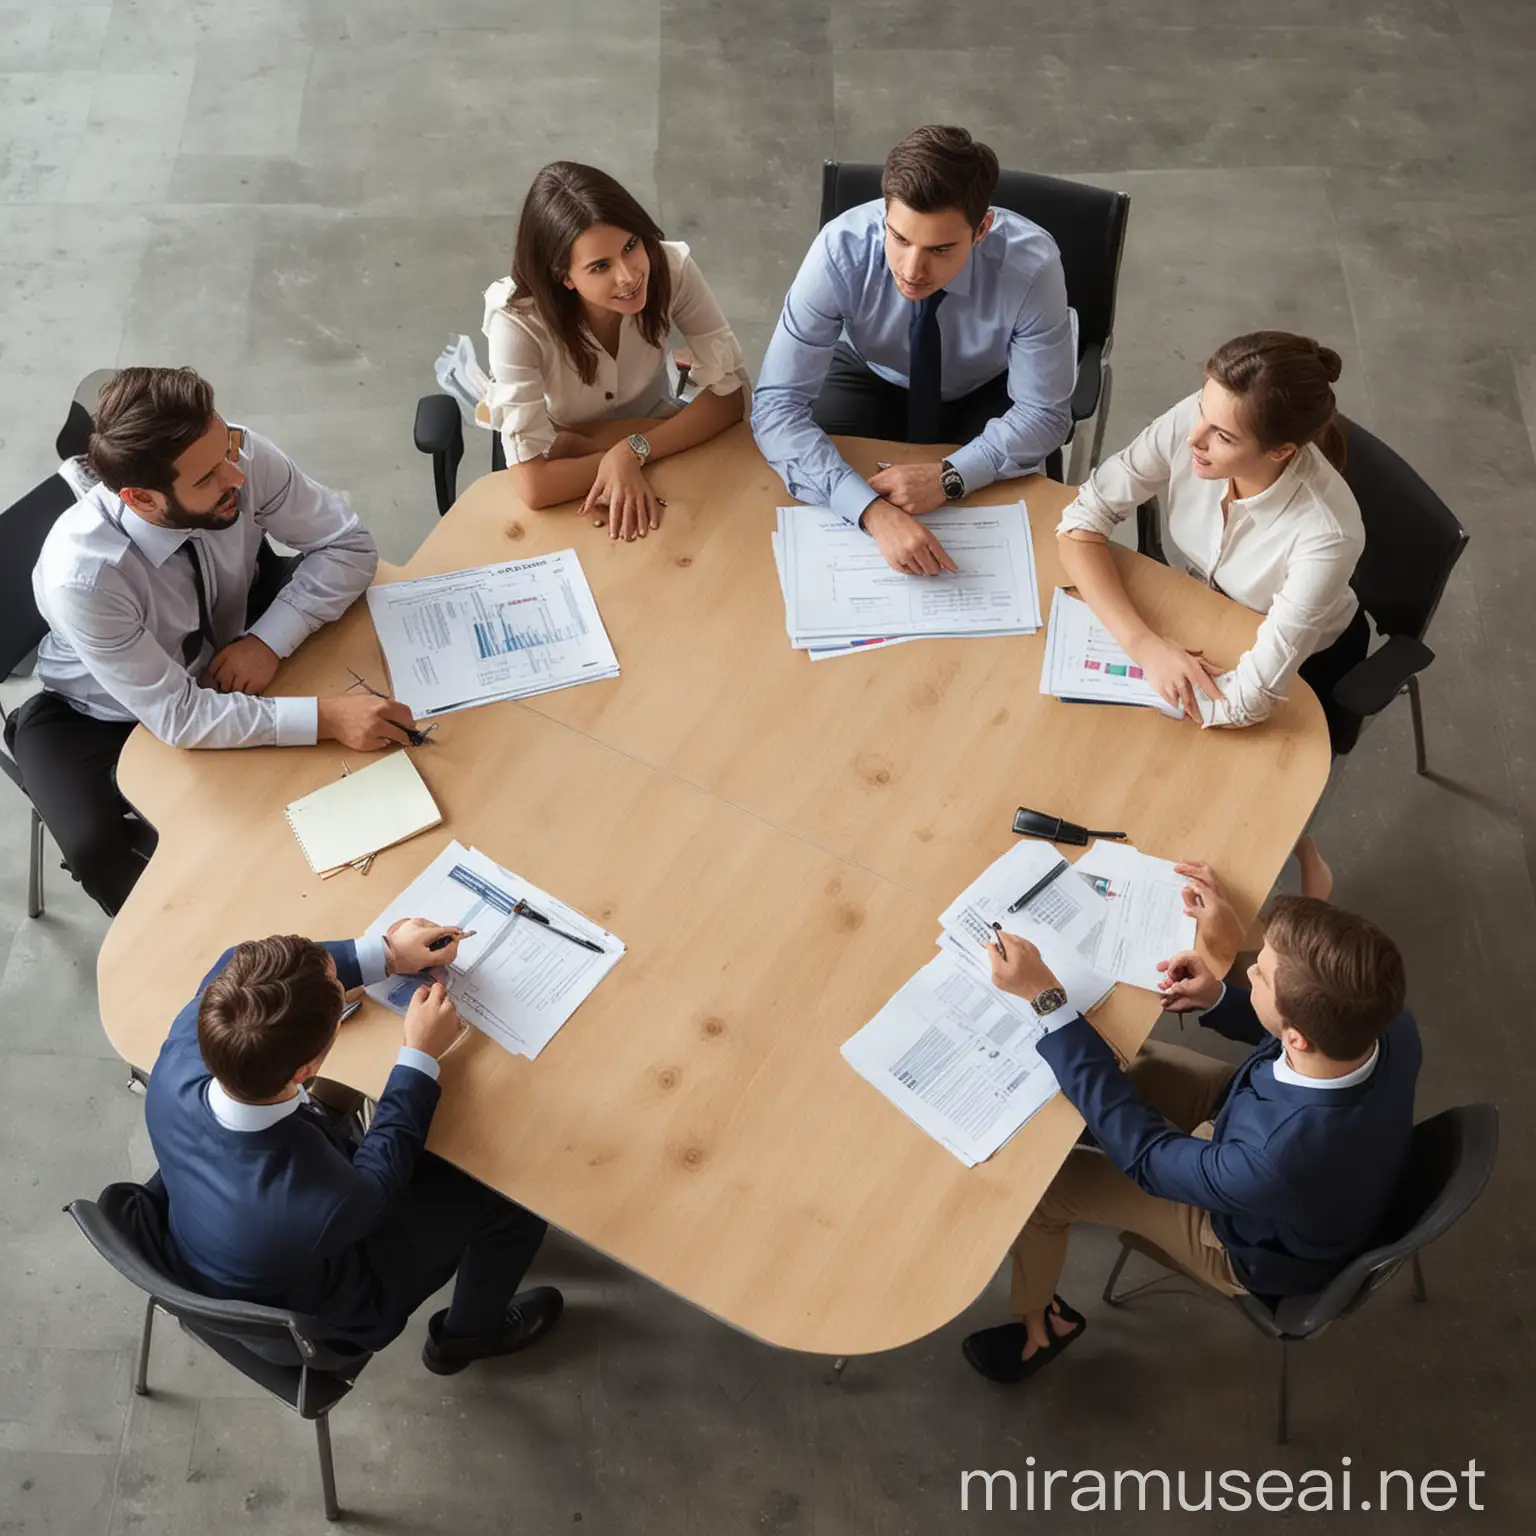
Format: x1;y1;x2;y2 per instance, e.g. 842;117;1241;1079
626;431;652;465
1030;986;1069;1018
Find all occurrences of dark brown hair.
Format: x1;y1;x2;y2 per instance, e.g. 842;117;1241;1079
1205;331;1348;470
198;936;345;1101
881;125;999;230
87;366;217;494
509;161;673;387
1264;896;1405;1061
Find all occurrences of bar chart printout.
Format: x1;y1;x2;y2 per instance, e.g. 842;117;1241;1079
366;549;620;717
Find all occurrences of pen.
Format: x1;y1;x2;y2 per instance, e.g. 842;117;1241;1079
512;899;605;954
339;1000;362;1024
428;928;477;952
1006;857;1071;915
991;922;1007;958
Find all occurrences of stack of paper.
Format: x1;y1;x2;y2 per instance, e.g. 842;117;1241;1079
1070;840;1198;991
1039;587;1182;716
284;751;441;875
362;840;624;1060
366;550;619;718
772;503;1042;660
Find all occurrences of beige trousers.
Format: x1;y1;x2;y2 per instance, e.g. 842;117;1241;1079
1010;1040;1247;1316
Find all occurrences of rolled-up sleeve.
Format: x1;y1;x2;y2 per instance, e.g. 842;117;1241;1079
751;235;878;525
946;255;1075;492
483;304;559;465
1058;400;1185;539
1198;530;1363;728
243;432;377;661
669;249;750;401
47;576;314;749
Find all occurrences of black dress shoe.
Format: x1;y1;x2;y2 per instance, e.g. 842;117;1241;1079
421;1286;564;1375
962;1295;1086;1385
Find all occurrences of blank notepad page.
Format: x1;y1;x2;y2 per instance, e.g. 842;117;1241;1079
284;751;442;874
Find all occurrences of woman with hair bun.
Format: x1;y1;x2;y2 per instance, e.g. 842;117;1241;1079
1056;331;1366;751
482;161;749;541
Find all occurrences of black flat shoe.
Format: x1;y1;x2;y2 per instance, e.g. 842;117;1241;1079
421;1285;564;1375
962;1295;1086;1385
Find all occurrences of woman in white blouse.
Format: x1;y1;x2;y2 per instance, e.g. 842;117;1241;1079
1057;331;1367;752
483;161;749;542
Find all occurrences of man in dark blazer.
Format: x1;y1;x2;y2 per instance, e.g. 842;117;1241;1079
143;919;561;1373
962;890;1420;1384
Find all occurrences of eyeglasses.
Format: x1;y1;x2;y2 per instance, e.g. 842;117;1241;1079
345;668;438;747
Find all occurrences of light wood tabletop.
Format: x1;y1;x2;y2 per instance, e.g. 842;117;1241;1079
98;423;1330;1356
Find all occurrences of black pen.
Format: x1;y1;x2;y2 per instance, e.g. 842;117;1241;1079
1006;857;1071;915
512;899;605;954
427;928;476;952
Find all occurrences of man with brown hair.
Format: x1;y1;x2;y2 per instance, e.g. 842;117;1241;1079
752;124;1075;575
961;892;1420;1385
143;920;561;1372
9;366;417;914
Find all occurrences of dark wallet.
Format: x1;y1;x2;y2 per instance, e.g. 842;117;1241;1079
1012;807;1128;846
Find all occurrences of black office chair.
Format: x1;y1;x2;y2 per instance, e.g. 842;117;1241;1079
0;389;97;918
1135;419;1469;766
66;1180;371;1522
818;160;1131;482
1101;1103;1499;1444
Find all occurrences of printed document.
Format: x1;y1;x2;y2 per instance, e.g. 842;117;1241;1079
778;504;1041;647
1073;840;1198;991
841;952;1065;1167
366;550;619;718
363;840;624;1059
1039;587;1182;716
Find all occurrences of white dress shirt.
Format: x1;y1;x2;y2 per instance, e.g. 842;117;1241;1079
1058;393;1365;727
482;240;749;465
205;935;437;1131
34;428;378;749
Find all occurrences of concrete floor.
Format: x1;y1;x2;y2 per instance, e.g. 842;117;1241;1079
2;1;1534;1531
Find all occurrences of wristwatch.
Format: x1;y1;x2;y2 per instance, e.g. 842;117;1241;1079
940;459;965;501
626;432;653;465
1029;986;1069;1019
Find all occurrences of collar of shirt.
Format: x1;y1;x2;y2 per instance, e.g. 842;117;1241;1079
112;501;193;567
1272;1041;1379;1091
207;1078;310;1132
1226;456;1307;527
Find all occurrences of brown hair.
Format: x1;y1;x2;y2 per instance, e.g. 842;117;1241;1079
1205;331;1348;470
1264;896;1405;1061
881;125;999;230
509;162;673;388
197;936;345;1101
87;366;217;494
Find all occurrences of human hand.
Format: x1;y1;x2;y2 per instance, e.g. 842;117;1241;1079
869;462;947;517
584;442;662;541
402;980;465;1059
1155;949;1224;1013
201;635;280;695
1174;861;1244;967
1132;634;1223;721
862;500;959;576
317;694;418;751
986;931;1064;1002
385;917;464;975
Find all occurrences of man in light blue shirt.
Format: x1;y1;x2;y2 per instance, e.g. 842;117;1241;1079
752;126;1076;575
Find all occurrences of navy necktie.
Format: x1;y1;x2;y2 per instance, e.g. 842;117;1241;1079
178;540;216;668
906;289;947;444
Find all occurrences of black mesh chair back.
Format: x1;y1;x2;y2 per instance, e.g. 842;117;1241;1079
818;161;1130;359
66;1180;368;1519
0;475;72;682
1340;418;1469;642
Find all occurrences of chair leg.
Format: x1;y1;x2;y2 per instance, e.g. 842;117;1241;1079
1102;1244;1133;1305
315;1413;341;1522
28;808;45;919
1411;1252;1428;1303
1088;361;1113;472
1276;1341;1290;1446
134;1299;155;1396
1407;674;1428;776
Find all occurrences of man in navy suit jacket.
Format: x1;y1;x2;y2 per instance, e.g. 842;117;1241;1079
144;919;562;1373
961;890;1419;1385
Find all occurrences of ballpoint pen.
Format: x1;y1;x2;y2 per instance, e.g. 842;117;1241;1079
427;928;477;951
511;899;605;954
345;668;439;747
1006;857;1071;915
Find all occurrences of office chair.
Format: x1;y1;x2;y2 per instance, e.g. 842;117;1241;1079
66;1179;371;1522
818;160;1131;483
1101;1103;1499;1444
1135;419;1468;767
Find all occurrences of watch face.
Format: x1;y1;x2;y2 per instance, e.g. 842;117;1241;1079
627;432;651;462
1031;986;1068;1017
941;465;965;501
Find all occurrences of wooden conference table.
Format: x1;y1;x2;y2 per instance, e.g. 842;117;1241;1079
97;424;1330;1358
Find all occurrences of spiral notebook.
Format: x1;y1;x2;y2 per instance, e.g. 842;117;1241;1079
284;751;442;875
